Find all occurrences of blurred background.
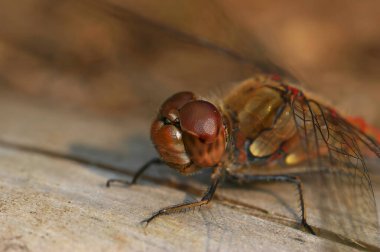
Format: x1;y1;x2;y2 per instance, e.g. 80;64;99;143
0;0;379;125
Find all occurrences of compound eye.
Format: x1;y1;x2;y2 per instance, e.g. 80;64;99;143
179;100;222;143
160;92;195;120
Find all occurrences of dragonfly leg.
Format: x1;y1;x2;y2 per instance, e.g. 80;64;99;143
228;173;315;235
106;158;163;187
142;166;222;225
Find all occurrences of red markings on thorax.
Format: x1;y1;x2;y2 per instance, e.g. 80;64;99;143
288;86;301;96
330;108;338;118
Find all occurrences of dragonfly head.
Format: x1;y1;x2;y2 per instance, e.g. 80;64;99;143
151;91;226;174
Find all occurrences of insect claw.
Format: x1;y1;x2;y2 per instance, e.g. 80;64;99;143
141;213;157;227
140;219;148;226
140;219;151;232
302;220;316;235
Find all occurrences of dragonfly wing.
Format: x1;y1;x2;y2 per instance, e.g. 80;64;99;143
291;94;380;247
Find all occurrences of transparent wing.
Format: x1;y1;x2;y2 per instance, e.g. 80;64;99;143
291;94;380;247
90;0;272;66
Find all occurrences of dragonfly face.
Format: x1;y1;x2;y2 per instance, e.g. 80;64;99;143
150;91;227;174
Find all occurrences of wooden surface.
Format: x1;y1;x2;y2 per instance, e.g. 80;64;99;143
0;92;379;252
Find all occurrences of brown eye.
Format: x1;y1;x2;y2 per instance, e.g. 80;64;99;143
151;121;190;166
160;91;195;119
179;100;222;143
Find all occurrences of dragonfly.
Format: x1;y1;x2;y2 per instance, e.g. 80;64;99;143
107;73;380;245
103;1;380;249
